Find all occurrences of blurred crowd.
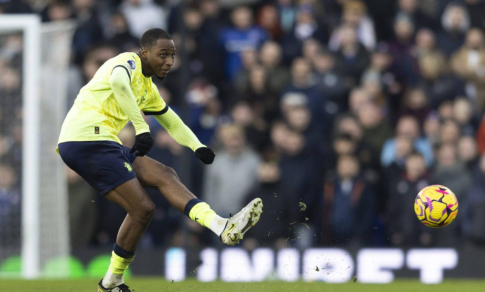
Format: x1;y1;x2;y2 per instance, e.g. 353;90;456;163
3;0;485;251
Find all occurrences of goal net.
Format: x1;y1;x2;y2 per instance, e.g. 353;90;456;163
0;16;75;279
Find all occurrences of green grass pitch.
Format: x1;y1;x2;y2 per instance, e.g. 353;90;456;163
1;278;485;292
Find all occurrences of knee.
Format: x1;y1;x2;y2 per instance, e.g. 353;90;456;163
155;165;179;185
162;165;178;178
132;200;155;225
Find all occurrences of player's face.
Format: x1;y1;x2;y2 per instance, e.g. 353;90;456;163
146;39;176;80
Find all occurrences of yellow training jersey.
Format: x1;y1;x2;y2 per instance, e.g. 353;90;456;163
58;52;167;145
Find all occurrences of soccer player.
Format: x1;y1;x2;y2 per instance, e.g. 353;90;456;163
57;28;263;292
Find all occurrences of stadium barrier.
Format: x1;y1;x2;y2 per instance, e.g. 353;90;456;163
2;247;482;283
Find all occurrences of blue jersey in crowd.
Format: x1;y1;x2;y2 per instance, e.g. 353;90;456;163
220;26;268;80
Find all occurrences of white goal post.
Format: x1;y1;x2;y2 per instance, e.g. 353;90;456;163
0;15;75;279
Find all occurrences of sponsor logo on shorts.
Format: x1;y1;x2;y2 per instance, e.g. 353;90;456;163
124;162;132;172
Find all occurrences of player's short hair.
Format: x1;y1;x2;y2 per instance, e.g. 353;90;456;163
140;28;172;49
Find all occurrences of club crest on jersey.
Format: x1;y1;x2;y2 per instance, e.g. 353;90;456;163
127;60;136;70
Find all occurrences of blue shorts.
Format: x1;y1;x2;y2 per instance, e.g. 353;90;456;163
58;141;137;195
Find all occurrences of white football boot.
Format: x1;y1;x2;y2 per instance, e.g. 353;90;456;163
220;198;263;246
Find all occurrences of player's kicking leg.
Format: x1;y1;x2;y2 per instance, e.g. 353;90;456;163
132;155;263;245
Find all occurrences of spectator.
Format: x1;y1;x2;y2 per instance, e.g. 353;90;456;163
243;163;299;248
278;129;320;220
398;88;431;127
437;3;469;57
314;51;348;114
457;135;479;172
324;132;358;179
0;0;32;14
0;66;22;116
381;115;433;167
476;114;485;154
413;28;444;59
454;98;477;136
0;164;20;248
235;52;260;89
200;0;222;25
332;0;376;51
282;101;322;154
387;13;416;86
361;70;386;107
396;0;435;30
41;0;73;22
301;38;322;64
361;44;401;112
268;120;290;156
335;113;381;176
451;28;485;112
321;154;376;246
357;102;393;153
256;5;282;41
195;0;226;86
188;91;222;147
424;112;442;147
418;53;465;108
332;23;371;87
71;0;105;65
281;57;325;121
231;101;269;152
259;41;291;101
236;64;280;122
120;0;168;38
220;6;267;80
203;124;260;215
430;143;471;246
281;9;328;60
387;152;431;246
383;135;414;180
332;133;358;158
66;167;97;248
431;143;471;203
348;87;372;114
440;119;461;145
438;99;455;120
0;34;22;65
149;128;184;173
276;0;297;33
462;154;485;244
108;12;140;53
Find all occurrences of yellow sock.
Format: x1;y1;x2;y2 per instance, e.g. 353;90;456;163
109;251;134;274
102;251;134;288
189;202;216;228
189;202;227;236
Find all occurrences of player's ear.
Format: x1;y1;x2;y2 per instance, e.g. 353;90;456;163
140;48;148;59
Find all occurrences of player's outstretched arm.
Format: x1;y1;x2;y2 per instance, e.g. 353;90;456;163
154;108;215;164
110;67;154;156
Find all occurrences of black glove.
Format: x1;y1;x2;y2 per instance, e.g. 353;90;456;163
129;132;154;157
195;147;215;164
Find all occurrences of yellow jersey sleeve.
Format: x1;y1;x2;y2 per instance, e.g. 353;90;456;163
153;107;205;151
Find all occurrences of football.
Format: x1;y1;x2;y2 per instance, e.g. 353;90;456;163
414;185;459;228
